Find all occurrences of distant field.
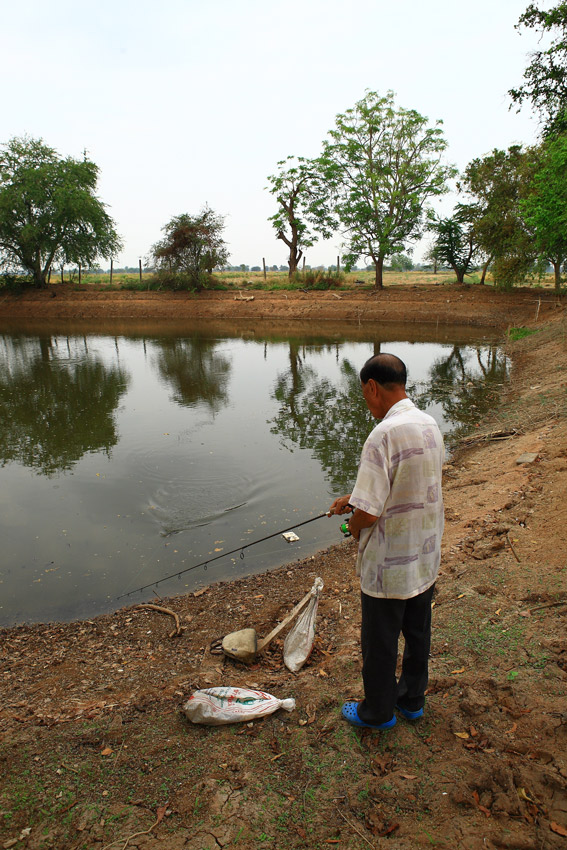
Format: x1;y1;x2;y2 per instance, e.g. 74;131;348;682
54;268;559;290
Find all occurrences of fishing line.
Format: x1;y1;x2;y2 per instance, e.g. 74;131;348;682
116;511;330;600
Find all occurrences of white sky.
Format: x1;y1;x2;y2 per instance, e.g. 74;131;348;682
2;0;546;268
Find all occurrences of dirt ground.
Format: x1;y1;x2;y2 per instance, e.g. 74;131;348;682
1;285;567;850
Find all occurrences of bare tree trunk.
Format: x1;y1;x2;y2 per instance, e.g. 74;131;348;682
479;257;491;285
554;261;562;291
374;256;384;289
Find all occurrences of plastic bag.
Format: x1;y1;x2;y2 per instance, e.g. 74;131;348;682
183;687;296;725
283;577;323;672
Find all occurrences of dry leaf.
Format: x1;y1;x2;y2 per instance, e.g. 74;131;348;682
518;788;536;804
455;731;470;739
401;773;417;780
505;722;518;735
551;822;567;837
451;667;465;674
457;593;465;599
156;805;167;824
100;747;113;756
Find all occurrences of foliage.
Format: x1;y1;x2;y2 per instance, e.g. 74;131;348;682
317;90;455;288
389;254;414;271
0;136;122;287
520;133;567;290
428;207;479;283
459;146;536;289
266;156;334;277
150;207;229;291
509;1;567;135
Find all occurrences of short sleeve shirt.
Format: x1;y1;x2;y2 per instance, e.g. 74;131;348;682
350;398;444;599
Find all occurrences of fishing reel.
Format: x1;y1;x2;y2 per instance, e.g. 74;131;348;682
339;504;355;538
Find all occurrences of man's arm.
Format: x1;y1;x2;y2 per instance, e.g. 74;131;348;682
347;508;378;541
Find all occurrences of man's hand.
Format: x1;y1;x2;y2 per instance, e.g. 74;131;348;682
328;495;353;516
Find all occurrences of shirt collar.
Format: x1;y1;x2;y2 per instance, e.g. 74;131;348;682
382;397;415;420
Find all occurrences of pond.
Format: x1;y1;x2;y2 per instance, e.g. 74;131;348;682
0;319;508;627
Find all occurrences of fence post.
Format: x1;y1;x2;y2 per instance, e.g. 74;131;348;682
110;259;113;286
263;257;267;280
78;264;81;286
139;258;143;283
337;255;340;273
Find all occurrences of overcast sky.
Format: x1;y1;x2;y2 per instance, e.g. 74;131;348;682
2;0;547;268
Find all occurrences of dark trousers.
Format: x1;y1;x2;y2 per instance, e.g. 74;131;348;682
357;583;435;724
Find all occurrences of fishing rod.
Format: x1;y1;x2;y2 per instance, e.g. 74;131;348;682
116;510;339;600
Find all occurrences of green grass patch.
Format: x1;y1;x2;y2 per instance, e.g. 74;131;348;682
508;326;540;341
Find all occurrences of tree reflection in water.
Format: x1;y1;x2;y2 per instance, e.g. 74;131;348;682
409;343;508;446
151;337;231;412
270;342;507;492
0;335;129;476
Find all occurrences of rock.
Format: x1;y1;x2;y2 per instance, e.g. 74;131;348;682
515;452;539;464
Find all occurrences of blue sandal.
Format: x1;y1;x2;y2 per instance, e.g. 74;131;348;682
396;704;424;720
341;701;396;730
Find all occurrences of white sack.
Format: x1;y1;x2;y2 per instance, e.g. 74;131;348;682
283;577;323;672
183;687;295;725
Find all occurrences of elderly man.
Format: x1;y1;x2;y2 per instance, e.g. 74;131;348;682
329;352;444;730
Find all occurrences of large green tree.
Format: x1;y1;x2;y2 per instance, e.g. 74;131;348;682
521;133;567;290
318;91;455;289
0;137;122;287
509;1;567;135
459;146;536;289
266;156;333;277
150;207;229;290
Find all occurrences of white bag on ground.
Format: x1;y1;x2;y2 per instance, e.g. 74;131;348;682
183;687;296;725
283;577;323;672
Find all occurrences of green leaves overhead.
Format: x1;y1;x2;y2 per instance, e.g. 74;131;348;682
267;91;455;288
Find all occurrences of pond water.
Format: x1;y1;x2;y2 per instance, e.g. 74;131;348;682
0;319;508;627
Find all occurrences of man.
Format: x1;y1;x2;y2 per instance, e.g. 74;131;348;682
329;352;444;730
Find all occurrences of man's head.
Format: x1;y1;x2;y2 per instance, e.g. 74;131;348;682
359;353;408;419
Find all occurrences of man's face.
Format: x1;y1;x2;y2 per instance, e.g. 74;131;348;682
361;379;386;419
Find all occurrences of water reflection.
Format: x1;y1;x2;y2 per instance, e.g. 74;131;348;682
271;350;374;493
270;342;508;489
151;337;231;411
0;326;508;626
410;343;507;443
0;335;129;475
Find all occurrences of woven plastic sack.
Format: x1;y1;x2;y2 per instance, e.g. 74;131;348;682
183;687;295;725
283;577;323;672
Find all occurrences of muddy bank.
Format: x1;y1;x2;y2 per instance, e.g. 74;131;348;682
1;302;567;849
0;282;560;327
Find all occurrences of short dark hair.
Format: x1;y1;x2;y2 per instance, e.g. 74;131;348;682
360;353;407;388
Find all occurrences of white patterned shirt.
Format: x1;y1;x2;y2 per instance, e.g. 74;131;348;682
350;398;444;599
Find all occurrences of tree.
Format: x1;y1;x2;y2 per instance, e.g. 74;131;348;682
389;254;413;272
459;146;536;289
0;137;122;287
266;156;333;277
521;133;567;289
150;207;228;290
509;1;567;135
317;91;455;289
429;207;478;284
